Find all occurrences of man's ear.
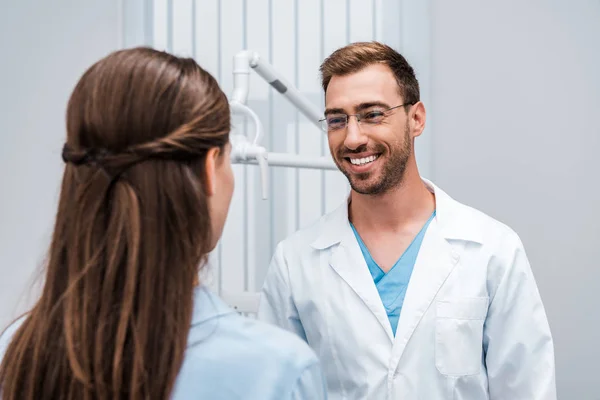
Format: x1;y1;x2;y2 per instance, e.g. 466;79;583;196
410;101;426;138
204;147;221;196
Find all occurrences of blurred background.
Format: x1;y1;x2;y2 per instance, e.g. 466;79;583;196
1;0;598;398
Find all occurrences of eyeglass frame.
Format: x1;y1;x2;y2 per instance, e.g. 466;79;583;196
318;102;415;132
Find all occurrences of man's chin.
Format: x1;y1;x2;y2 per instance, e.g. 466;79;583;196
349;178;383;196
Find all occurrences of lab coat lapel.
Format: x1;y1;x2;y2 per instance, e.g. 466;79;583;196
389;179;483;369
329;229;395;343
390;218;459;369
313;203;394;343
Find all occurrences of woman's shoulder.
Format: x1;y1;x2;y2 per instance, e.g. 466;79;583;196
173;288;322;398
225;311;318;366
187;287;317;369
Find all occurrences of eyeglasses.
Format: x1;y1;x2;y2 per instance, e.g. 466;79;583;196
319;103;414;132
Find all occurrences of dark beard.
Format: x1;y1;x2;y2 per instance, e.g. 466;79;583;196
335;124;412;196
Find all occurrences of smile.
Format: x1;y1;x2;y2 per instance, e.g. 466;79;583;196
349;155;379;166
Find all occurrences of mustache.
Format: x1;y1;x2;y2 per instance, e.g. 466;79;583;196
337;144;386;158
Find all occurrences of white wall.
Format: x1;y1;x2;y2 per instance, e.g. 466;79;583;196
430;1;600;398
0;0;124;329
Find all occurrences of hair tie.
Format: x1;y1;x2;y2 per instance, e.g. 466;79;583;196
62;144;129;182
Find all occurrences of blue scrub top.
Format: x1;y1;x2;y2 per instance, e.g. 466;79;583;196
0;286;327;400
351;211;436;336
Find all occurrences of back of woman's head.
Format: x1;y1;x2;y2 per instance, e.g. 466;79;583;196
0;47;231;399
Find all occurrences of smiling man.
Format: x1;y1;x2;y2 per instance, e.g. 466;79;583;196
258;42;556;399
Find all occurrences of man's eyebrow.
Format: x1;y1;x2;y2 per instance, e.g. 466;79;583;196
355;102;391;112
324;108;345;116
324;102;391;116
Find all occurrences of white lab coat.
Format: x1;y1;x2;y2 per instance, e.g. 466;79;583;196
258;180;556;400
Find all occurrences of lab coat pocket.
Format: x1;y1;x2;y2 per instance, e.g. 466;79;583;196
435;297;489;376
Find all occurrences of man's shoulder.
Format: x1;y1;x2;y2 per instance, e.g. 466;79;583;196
275;202;346;256
462;201;516;234
449;195;524;253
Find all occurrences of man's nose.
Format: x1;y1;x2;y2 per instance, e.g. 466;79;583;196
343;116;368;150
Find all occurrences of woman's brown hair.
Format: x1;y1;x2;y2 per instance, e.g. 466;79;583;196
0;47;230;399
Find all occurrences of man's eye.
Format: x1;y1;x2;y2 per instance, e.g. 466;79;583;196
363;111;385;121
327;117;346;125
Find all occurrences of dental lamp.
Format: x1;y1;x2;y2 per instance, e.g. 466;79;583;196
229;50;337;200
231;51;323;126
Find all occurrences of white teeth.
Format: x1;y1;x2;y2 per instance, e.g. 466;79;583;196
350;155;378;165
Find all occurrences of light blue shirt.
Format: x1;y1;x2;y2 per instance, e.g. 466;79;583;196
350;211;436;336
0;286;327;399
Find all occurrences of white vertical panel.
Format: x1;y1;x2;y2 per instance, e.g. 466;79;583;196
297;0;323;228
186;1;221;292
319;0;327;216
218;0;244;98
284;124;298;237
194;0;219;78
122;0;148;48
271;0;298;239
153;0;168;50
297;0;322;95
246;0;270;103
381;0;402;51
171;0;193;57
246;0;271;290
400;0;432;179
297;120;323;227
374;0;384;42
349;0;374;43
218;0;246;294
323;0;348;56
323;0;352;214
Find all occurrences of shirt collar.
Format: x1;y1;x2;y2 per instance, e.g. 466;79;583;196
190;286;236;326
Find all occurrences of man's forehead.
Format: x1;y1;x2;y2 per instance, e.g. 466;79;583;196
325;64;401;110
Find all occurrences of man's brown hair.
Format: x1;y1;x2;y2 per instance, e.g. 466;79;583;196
320;41;420;105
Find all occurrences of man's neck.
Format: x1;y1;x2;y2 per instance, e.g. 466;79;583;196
349;167;435;233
